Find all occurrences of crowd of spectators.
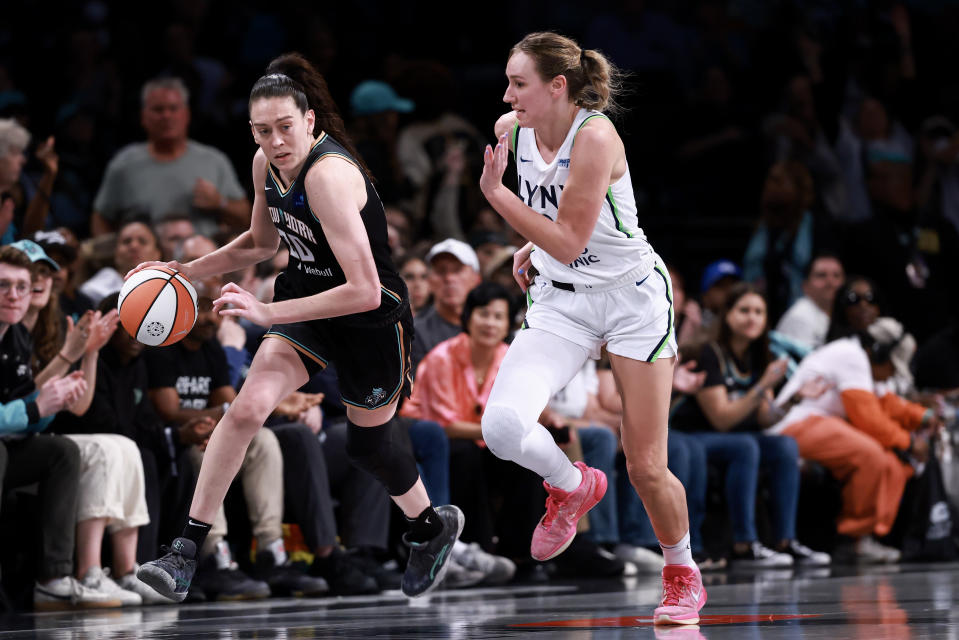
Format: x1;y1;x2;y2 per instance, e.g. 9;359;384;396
2;0;959;611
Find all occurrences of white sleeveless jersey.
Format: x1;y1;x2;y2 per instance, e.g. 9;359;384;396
513;108;656;287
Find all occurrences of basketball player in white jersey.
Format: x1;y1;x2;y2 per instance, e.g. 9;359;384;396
479;32;705;625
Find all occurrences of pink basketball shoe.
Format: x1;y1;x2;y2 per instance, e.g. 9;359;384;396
530;462;607;562
654;564;707;625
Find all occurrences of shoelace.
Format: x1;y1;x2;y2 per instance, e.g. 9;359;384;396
158;545;188;570
661;574;695;606
542;481;575;529
541;492;561;529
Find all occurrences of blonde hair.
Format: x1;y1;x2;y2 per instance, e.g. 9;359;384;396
510;32;623;113
0;118;30;157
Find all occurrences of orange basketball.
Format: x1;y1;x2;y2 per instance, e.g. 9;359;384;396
118;266;198;347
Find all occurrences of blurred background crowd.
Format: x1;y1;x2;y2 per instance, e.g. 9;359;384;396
1;0;959;612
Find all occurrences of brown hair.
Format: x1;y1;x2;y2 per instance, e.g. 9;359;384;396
30;280;64;373
510;32;623;113
0;245;34;270
250;52;370;177
716;282;772;371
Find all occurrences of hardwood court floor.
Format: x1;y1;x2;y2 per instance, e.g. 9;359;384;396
3;563;958;638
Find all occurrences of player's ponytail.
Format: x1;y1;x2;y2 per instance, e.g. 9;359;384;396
250;52;370;177
510;32;624;114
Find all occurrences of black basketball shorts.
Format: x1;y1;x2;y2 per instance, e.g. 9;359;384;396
264;309;414;411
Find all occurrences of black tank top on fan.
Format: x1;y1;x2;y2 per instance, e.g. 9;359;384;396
264;133;408;327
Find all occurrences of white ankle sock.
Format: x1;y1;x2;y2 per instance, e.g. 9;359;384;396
660;531;695;567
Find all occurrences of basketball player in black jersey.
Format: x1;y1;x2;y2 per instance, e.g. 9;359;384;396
131;53;464;601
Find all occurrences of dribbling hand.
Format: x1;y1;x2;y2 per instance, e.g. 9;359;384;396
213;282;274;327
480;131;510;199
124;260;190;281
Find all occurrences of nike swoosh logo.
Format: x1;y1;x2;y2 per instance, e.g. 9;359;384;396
174;329;189;337
429;544;449;580
187;519;204;527
265;187;273;191
519;156;531;163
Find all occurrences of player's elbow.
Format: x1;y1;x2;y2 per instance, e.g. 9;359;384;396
555;240;588;266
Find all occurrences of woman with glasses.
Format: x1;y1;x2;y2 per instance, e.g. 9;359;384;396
826;276;918;396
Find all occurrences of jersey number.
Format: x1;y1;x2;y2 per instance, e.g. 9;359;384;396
276;228;315;265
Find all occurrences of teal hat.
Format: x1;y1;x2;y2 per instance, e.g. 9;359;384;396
350;81;414;117
8;239;60;271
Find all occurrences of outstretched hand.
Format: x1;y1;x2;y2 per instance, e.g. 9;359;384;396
213;282;274;327
480;131;510;199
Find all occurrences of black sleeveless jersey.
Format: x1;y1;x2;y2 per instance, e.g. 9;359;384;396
264;133;408;327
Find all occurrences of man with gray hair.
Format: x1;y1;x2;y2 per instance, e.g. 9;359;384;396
91;77;250;237
0;117;58;239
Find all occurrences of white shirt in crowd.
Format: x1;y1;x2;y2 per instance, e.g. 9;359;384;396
775;295;830;350
766;337;873;435
549;359;600;420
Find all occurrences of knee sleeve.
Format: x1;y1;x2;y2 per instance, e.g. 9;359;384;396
346;418;419;497
481;404;526;461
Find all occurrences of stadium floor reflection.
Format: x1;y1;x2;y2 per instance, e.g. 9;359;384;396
6;563;959;639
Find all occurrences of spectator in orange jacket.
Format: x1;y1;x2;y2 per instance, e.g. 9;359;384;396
767;301;943;563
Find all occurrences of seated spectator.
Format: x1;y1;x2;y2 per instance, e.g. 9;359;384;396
775;252;845;350
79;219;162;307
0;118;57;239
401;283;535;579
90;77;250;237
156;213;195;262
30;230;95;321
13;240;163;606
397;254;430;317
743;161;817;322
410;238;480;372
699;258;741;335
827;276;916;396
768;309;943;563
0;245;114;610
671;283;830;567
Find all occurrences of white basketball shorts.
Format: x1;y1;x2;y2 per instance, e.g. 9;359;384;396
521;261;677;362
